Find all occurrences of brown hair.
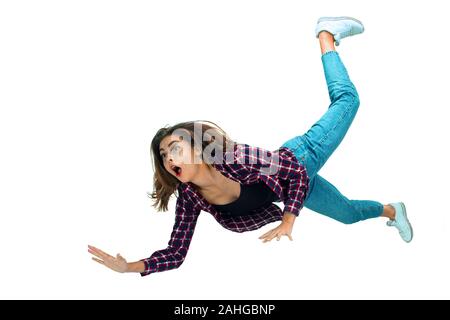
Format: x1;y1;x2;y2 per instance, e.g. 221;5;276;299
148;120;235;212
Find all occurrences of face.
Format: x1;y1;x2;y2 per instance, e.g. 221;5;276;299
159;134;202;183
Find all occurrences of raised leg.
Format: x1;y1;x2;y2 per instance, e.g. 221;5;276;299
282;34;360;177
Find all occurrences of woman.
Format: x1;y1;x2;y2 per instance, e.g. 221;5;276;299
89;16;413;276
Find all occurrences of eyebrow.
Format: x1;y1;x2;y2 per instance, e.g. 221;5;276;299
159;140;179;153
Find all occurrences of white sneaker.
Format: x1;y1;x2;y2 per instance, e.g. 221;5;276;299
315;16;365;46
387;202;413;243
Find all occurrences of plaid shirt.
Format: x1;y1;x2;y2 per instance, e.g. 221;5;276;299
140;143;309;276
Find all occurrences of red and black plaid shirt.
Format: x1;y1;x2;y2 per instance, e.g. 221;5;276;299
141;143;309;276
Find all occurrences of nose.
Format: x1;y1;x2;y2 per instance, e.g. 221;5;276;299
167;157;176;169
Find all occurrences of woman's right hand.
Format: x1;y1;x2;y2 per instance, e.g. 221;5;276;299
88;245;128;273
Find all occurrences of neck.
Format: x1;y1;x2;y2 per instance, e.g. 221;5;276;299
190;163;222;192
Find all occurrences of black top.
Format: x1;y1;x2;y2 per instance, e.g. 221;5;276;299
212;181;280;216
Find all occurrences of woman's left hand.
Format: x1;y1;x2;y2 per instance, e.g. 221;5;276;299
259;221;294;243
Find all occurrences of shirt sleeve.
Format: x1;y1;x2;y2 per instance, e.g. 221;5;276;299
237;144;309;217
140;192;201;276
282;161;309;216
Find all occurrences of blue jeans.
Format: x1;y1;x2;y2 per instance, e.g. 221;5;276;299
281;51;383;224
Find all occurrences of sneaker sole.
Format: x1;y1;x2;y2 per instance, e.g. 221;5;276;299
399;201;413;243
317;16;364;29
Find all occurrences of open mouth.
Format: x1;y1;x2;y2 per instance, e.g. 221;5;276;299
170;164;182;177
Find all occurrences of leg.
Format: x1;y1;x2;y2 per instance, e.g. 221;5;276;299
319;31;336;55
281;32;360;177
303;174;384;224
381;204;396;220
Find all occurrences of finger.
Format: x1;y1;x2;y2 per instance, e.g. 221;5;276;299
259;232;270;239
259;230;273;239
88;245;102;255
92;257;104;265
267;232;278;242
88;245;103;253
277;235;281;241
263;234;275;243
88;248;111;260
89;247;113;259
94;247;113;258
261;233;274;242
288;234;293;241
89;249;115;263
88;245;97;253
88;248;105;259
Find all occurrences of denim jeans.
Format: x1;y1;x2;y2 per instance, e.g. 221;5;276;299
281;51;383;224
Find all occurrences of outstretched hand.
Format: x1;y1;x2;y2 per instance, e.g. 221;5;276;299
88;245;128;273
258;221;294;243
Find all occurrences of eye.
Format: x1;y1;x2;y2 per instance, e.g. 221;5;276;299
170;145;181;154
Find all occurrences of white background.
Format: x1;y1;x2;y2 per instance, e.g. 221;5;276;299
1;0;449;299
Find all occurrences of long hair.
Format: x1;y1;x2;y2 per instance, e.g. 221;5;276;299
149;120;235;212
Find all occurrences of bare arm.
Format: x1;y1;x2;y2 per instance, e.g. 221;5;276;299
126;261;145;273
282;211;297;225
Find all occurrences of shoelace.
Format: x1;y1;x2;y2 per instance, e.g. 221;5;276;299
387;219;407;236
387;219;396;227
